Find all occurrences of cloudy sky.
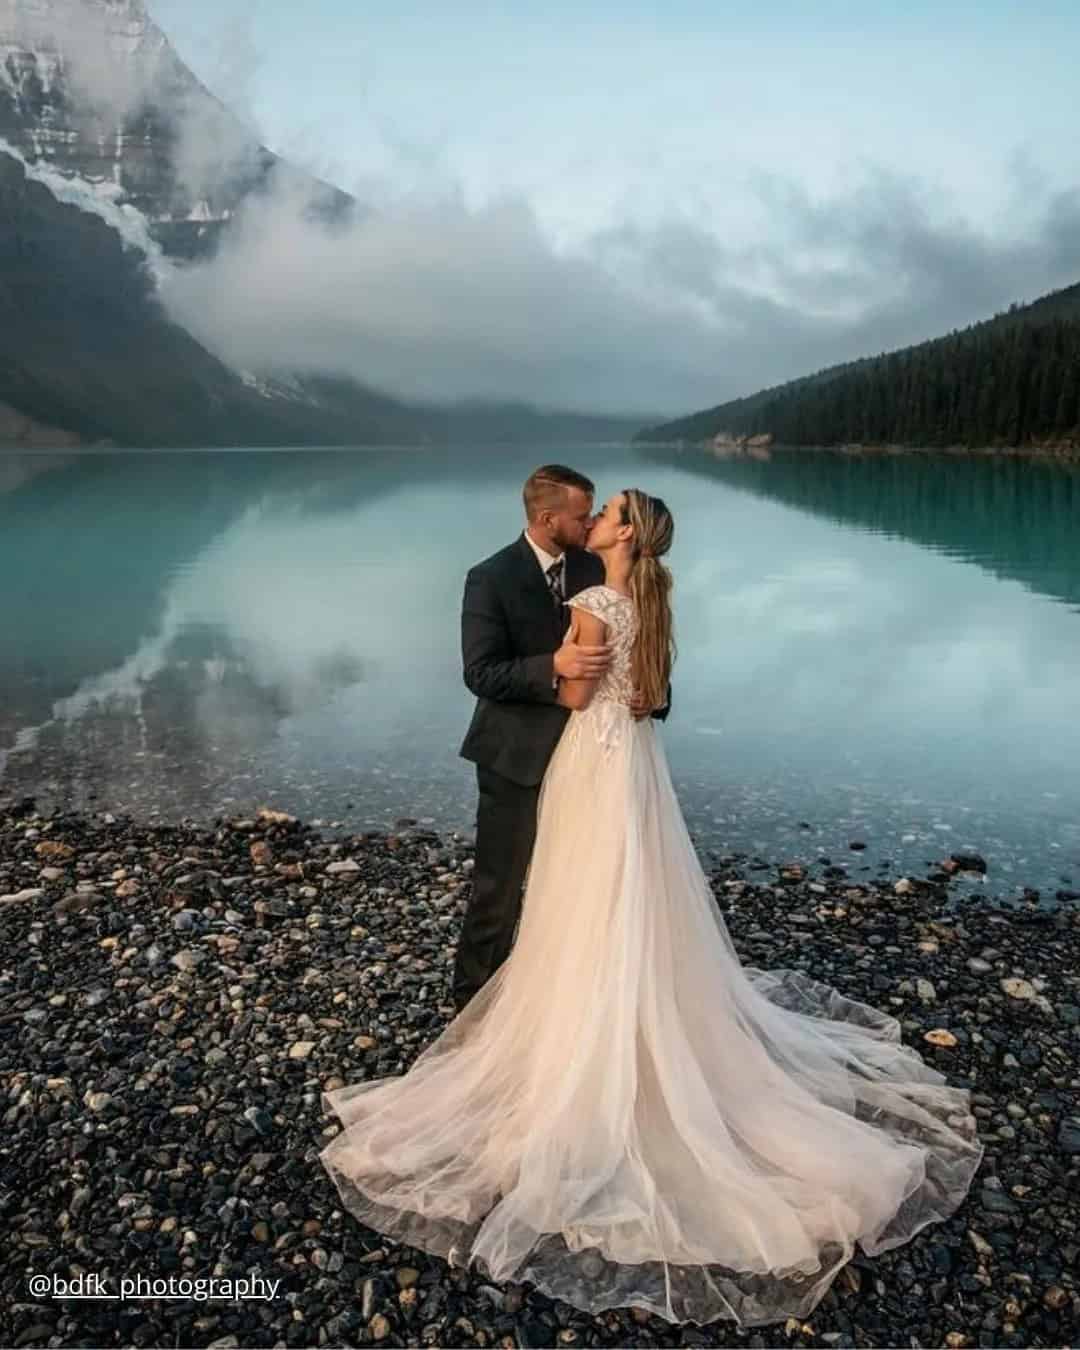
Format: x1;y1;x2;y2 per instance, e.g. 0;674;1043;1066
150;0;1080;417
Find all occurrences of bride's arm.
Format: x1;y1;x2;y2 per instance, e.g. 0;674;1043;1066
556;610;607;710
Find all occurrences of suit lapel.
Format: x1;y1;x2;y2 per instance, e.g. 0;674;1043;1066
561;547;600;639
513;537;602;645
513;534;562;645
563;547;587;601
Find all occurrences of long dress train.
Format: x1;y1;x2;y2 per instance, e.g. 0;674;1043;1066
319;585;983;1326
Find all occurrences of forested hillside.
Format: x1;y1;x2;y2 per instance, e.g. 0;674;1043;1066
638;283;1080;450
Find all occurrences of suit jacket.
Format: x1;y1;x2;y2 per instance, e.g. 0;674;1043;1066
459;534;671;787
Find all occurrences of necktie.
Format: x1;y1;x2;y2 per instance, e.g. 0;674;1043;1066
546;558;565;609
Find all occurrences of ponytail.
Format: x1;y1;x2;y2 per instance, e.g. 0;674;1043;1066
621;490;676;710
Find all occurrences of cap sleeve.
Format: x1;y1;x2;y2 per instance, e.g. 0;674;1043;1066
566;586;619;626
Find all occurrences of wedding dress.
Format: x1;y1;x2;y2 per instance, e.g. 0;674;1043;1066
319;584;983;1326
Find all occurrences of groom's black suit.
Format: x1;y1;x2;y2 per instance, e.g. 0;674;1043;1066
454;533;670;1011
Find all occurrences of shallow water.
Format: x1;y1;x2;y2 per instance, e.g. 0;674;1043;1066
2;444;1078;901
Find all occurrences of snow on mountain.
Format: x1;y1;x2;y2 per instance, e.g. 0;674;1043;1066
0;0;350;259
0;132;166;274
0;1;643;447
0;2;397;444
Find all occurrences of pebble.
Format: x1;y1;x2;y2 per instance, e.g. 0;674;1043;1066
1058;1118;1080;1154
0;887;45;904
1;802;1077;1349
327;858;362;874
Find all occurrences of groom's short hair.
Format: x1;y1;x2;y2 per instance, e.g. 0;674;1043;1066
523;464;595;520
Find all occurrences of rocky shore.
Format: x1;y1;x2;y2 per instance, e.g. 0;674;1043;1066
1;800;1077;1350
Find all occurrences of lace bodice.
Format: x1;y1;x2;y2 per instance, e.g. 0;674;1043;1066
566;584;637;707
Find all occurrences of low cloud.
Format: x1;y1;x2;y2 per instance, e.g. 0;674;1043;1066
161;183;714;416
162;158;1080;418
3;0;159;124
2;0;269;211
8;2;1080;418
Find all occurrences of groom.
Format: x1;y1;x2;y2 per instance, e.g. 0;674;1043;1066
453;464;671;1013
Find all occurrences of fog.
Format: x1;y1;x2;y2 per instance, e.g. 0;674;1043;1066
162;162;1080;417
6;0;1080;418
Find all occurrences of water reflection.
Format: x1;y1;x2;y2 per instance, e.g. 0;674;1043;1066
2;445;1078;900
642;446;1080;611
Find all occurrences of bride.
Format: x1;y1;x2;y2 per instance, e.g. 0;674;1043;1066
319;488;984;1327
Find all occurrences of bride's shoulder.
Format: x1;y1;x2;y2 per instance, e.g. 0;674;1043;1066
568;584;630;614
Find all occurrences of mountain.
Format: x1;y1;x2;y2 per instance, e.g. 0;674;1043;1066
0;0;353;260
636;282;1080;451
0;150;429;446
0;0;641;447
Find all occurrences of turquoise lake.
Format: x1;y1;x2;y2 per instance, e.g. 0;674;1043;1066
2;444;1078;902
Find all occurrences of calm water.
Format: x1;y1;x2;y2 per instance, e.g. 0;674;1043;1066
2;444;1079;902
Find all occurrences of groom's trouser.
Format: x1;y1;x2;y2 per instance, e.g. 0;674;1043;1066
452;764;540;1012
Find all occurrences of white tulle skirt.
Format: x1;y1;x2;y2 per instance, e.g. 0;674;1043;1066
319;701;984;1326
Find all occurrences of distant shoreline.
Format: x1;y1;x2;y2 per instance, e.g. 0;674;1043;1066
802;441;1080;461
638;438;1080;461
5;436;1079;459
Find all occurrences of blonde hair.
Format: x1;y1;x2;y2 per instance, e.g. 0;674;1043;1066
522;464;595;521
621;489;675;710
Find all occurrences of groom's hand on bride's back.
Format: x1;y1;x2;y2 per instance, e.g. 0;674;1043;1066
553;636;611;682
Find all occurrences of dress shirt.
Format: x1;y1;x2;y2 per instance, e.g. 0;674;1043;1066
523;528;564;577
523;529;566;689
